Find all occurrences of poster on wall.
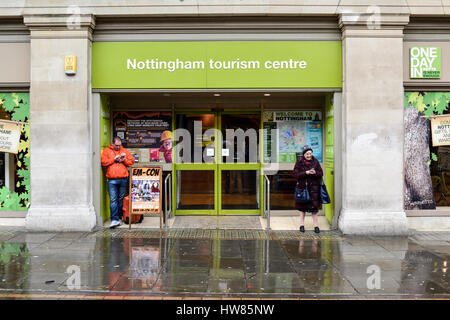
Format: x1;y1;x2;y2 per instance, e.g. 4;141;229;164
113;112;172;163
410;47;441;79
0;120;22;154
263;111;322;163
130;166;162;217
306;122;323;161
431;115;450;147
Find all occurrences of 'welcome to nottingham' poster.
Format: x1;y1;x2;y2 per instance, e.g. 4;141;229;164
263;111;323;163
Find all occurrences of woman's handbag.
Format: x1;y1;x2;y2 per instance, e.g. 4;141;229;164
294;181;311;203
320;179;331;204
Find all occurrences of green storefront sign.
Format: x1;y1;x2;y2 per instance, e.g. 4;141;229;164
410;47;441;79
92;41;342;89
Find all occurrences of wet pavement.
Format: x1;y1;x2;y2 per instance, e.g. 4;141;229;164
0;227;449;299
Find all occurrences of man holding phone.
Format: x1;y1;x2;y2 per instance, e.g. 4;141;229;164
101;136;135;228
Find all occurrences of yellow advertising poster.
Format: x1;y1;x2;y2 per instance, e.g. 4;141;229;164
0;120;22;154
130;166;162;215
431;115;450;146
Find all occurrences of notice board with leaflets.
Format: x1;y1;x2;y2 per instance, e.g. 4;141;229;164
113;111;172;164
128;165;162;229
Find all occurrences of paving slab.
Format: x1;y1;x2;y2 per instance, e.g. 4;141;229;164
0;228;449;299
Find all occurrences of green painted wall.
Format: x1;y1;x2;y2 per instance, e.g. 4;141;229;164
92;41;342;89
324;94;334;224
0;93;30;211
100;94;111;222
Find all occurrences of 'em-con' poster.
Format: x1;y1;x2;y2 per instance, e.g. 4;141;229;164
130;167;162;215
113;111;172;163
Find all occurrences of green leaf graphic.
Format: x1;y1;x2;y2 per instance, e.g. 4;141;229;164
423;105;435;117
408;92;420;104
416;95;426;112
435;94;449;115
431;153;438;162
404;93;411;109
2;95;17;112
11;106;29;122
423;92;436;107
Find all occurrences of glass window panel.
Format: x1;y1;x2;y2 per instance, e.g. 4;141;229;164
431;146;450;207
268;170;297;210
177;170;214;210
221;114;260;163
175;114;215;164
221;170;259;210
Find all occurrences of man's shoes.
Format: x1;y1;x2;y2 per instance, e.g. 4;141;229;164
299;225;305;233
109;220;121;229
314;227;320;233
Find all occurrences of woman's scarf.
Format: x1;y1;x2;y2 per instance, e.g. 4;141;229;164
301;156;315;168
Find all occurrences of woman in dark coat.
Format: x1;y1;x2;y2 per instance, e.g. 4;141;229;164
293;145;323;233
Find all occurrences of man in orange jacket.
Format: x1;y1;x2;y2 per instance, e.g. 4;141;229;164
101;136;135;228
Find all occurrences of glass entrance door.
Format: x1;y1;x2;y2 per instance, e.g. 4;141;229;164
174;112;218;215
173;111;262;215
219;113;261;214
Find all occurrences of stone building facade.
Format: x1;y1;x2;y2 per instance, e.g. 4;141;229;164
0;1;449;234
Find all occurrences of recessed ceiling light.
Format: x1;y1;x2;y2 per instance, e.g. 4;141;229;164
163;93;171;97
214;93;221;97
264;93;271;97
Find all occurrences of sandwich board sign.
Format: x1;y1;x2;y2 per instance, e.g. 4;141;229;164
128;165;162;229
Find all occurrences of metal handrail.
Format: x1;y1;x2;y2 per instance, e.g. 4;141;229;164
263;174;270;231
265;239;270;273
164;173;172;229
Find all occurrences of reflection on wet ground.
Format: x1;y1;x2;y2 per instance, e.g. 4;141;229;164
0;228;449;298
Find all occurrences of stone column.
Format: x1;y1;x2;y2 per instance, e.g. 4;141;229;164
338;13;410;235
24;15;97;231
